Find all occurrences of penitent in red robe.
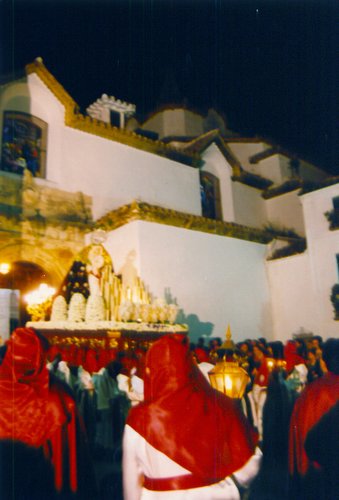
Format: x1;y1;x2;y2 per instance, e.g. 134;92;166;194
289;371;339;477
0;328;80;495
125;334;259;498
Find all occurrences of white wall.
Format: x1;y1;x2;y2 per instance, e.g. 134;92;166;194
62;126;202;220
266;190;305;236
0;289;11;341
266;184;339;341
233;182;267;229
252;155;283;185
302;184;339;241
104;220;273;343
266;253;317;341
301;184;339;337
142;109;204;139
201;143;235;222
141;113;165;137
227;141;267;170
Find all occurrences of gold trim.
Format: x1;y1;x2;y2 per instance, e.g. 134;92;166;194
95;201;272;244
107;330;122;339
25;59;199;167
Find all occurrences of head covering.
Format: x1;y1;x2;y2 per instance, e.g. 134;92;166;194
289;371;339;476
284;341;305;373
127;334;257;483
0;328;66;447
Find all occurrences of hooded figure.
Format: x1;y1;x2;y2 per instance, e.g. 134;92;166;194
0;327;96;498
123;334;261;499
288;338;339;500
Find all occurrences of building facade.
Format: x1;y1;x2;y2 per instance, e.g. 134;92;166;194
0;59;338;342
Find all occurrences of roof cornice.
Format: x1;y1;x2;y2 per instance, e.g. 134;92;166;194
182;130;242;175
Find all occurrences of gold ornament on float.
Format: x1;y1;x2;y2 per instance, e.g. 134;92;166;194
25;283;56;321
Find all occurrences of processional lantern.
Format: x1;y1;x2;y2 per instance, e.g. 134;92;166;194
208;325;250;399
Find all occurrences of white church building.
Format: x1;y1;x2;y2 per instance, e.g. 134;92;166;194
0;58;338;343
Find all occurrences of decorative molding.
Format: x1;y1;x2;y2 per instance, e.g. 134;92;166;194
25;59;198;167
95;201;272;244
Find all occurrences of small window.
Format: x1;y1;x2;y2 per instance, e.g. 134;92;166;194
200;171;222;220
110;110;120;128
1;111;47;178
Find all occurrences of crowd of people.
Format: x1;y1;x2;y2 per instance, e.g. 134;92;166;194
0;327;338;499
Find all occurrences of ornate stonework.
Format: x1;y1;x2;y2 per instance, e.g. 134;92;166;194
0;170;92;284
96;200;272;244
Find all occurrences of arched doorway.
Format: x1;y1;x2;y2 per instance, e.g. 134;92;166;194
0;261;51;331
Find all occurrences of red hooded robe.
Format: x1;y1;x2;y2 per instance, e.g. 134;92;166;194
127;334;258;490
0;328;79;493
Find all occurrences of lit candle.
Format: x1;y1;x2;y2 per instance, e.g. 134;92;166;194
225;375;233;393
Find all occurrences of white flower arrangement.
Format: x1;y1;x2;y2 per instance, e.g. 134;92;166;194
85;294;106;322
50;295;68;321
68;293;86;322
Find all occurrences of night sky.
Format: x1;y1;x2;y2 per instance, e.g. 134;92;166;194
1;0;338;174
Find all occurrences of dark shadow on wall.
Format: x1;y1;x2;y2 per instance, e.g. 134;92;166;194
177;312;214;342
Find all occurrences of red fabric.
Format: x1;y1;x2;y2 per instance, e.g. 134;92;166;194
194;346;210;363
284;341;305;373
75;347;85;367
47;344;61;362
127;334;258;483
0;328;79;493
144;473;220;491
0;328;66;447
48;382;79;493
253;358;270;387
84;348;98;373
289;372;339;476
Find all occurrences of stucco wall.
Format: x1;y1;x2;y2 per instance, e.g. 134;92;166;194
142;109;204;139
301;184;339;337
103;220;273;343
232;182;267;229
227;141;267;170
266;253;317;341
266;184;339;341
265;190;305;236
62;126;202;220
252;155;283;185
